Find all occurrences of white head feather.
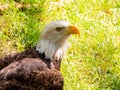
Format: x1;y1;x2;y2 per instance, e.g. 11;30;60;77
36;20;79;61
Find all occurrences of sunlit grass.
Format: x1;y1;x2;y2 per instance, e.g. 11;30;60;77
0;0;120;90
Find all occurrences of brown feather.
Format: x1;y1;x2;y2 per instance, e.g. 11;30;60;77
0;70;63;90
0;47;61;70
0;47;63;90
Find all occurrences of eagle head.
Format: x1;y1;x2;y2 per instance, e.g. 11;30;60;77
36;20;80;61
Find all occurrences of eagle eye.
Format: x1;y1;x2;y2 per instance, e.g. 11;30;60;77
56;27;63;32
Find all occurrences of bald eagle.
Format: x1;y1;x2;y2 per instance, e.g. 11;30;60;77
0;20;80;90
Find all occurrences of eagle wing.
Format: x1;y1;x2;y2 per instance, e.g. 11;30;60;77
0;58;63;90
0;47;63;90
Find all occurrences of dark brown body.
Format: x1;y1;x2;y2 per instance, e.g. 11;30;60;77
0;47;63;90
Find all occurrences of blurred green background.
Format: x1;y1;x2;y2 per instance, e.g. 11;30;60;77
0;0;120;90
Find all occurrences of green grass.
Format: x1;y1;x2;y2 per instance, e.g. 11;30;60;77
0;0;120;90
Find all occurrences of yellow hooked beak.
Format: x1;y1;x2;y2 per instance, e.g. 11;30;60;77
68;24;80;37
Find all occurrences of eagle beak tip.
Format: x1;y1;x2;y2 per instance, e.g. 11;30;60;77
69;25;80;36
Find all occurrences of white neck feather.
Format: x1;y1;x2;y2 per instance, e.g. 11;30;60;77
36;37;69;61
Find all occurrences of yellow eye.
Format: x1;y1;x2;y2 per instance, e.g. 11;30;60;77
56;27;63;32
